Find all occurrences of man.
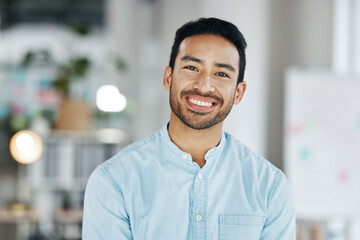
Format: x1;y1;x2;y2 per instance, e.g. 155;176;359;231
83;17;295;239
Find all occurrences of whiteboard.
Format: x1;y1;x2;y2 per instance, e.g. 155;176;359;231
284;68;360;220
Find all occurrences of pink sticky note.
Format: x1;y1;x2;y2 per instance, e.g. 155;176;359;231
339;170;349;183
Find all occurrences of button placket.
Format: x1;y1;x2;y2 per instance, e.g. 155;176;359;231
192;170;207;239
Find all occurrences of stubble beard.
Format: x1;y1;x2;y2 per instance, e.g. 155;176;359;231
169;85;235;130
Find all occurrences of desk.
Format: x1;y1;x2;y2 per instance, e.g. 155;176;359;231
54;208;83;240
0;207;40;240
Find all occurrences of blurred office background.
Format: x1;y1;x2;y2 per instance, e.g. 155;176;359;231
0;0;359;239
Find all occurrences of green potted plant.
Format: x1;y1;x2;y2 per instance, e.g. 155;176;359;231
53;57;93;130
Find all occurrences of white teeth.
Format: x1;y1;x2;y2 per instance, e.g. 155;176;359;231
189;98;212;107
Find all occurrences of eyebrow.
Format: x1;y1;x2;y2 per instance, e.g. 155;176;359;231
180;55;236;73
214;62;236;72
180;55;203;63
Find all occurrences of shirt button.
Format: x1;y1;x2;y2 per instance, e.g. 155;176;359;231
198;173;204;180
182;154;188;160
196;215;202;221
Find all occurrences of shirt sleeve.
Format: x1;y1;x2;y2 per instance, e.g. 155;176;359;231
82;165;132;240
260;171;296;240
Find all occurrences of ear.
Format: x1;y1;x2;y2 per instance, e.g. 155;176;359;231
163;66;172;91
233;81;247;105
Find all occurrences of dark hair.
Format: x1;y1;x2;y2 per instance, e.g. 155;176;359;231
169;17;247;84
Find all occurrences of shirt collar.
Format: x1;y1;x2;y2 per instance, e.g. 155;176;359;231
159;123;226;164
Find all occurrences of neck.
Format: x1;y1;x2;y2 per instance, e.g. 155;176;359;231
168;112;223;168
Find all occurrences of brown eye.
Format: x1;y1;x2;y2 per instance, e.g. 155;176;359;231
185;66;197;71
216;72;229;78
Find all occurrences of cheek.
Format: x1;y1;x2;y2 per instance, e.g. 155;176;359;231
217;84;236;98
172;78;193;92
169;80;184;97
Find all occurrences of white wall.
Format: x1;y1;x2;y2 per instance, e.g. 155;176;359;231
106;0;167;140
267;0;333;168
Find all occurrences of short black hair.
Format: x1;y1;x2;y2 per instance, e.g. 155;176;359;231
169;17;247;84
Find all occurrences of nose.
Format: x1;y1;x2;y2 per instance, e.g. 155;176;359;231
193;72;215;93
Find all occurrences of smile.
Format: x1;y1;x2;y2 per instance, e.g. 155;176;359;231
188;98;213;107
184;94;219;112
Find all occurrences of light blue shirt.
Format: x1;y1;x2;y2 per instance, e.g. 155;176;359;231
83;124;295;239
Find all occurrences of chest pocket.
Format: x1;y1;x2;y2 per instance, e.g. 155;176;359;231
218;214;266;240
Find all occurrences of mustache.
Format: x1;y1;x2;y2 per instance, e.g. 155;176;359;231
180;90;223;104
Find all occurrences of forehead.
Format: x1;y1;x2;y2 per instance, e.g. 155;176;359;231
176;34;240;68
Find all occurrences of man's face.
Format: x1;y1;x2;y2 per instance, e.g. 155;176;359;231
163;34;246;130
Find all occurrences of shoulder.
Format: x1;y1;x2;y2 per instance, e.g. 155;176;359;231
94;130;162;182
224;132;281;176
223;132;290;202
